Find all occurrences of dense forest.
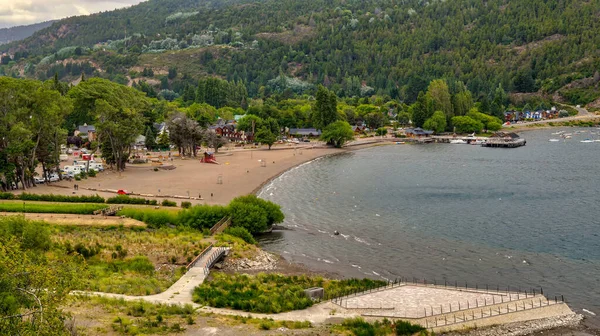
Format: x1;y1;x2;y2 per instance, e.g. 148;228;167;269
1;0;600;106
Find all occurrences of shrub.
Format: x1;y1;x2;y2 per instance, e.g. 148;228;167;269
224;227;256;244
107;195;148;205
193;273;385;314
74;175;81;181
180;201;192;209
88;169;97;177
0;201;107;214
229;195;284;234
117;208;179;227
177;204;228;230
19;193;105;203
395;320;426;335
161;199;177;207
0;192;15;200
0;216;51;251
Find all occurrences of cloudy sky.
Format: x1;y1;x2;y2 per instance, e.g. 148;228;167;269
0;0;145;28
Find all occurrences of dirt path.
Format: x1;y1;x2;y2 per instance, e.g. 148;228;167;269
0;212;146;226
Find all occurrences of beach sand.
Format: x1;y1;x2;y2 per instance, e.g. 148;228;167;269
26;145;347;205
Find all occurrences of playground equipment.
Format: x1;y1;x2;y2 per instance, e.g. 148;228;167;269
201;152;219;164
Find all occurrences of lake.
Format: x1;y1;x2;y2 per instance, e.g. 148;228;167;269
258;128;600;325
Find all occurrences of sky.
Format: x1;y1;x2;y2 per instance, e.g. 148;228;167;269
0;0;145;28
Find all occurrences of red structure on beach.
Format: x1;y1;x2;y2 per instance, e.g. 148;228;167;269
200;152;219;164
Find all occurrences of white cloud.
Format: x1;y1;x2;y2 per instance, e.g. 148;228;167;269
0;0;144;28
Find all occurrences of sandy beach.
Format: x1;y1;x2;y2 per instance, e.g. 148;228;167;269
24;144;352;205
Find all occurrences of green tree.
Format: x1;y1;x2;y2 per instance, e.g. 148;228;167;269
255;127;277;149
313;85;338;130
97;99;144;170
144;126;157;150
423;111;447;133
320;121;354;148
157;131;170;150
375;127;388;136
426;79;453;119
451;116;483;134
365;112;385;129
397;112;411;126
237;115;263;133
410;91;431;128
0;217;83;335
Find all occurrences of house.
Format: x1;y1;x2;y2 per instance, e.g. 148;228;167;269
352;125;367;134
74;124;96;141
154;122;168;135
289;128;322;137
405;128;433;138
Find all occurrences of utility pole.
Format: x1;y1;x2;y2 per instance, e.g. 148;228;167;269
251;120;255;159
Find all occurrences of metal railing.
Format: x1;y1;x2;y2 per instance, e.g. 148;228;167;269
328;277;563;319
420;296;565;329
186;243;213;270
202;247;228;275
210;216;231;235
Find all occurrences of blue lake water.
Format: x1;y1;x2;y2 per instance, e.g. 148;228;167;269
258;128;600;324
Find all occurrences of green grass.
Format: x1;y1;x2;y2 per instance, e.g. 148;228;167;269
0;201;107;214
193;272;387;313
52;226;210;295
117;207;180;227
70;295;196;335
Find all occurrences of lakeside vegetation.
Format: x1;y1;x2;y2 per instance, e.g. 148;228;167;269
334;318;428;336
193;272;386;314
117;194;284;234
0;201;107;214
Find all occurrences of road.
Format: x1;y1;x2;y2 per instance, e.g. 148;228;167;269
503;106;599;128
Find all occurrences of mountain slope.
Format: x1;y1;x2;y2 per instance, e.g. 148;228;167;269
2;0;600;103
0;21;56;45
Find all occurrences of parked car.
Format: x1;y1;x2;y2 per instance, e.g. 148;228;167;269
48;174;59;182
34;176;45;184
117;189;132;195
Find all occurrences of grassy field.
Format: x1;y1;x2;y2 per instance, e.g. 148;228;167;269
0;200;107;214
52;226;210;295
67;295;314;335
0;212;146;226
193;272;387;314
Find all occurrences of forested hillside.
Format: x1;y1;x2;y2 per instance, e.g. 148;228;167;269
1;0;600;105
0;21;55;45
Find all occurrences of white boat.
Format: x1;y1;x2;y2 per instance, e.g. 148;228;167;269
450;139;467;144
594;140;600;142
580;139;594;143
548;139;560;142
552;131;565;135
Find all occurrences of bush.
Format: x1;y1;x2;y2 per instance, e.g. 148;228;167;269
0;216;51;251
161;199;177;207
395;321;426;335
193;273;386;314
229;195;284;234
180;201;192;209
177;204;228;230
88;169;97;177
224;227;256;244
74;175;81;181
19;193;105;203
0;201;107;214
107;195;148;205
117;208;179;227
0;192;15;200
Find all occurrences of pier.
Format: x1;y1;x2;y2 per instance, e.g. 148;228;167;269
481;138;526;148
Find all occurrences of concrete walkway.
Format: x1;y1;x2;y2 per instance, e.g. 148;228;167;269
75;246;228;305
